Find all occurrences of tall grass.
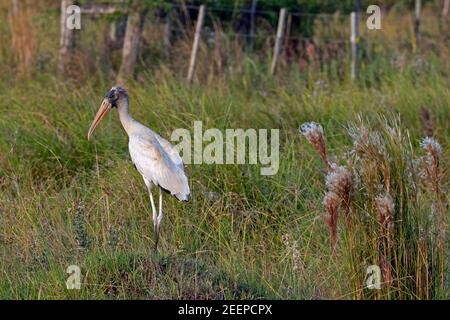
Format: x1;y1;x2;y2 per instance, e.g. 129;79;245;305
9;0;36;76
301;116;448;299
0;2;448;299
0;67;448;299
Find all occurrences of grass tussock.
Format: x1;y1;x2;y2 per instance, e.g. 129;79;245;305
300;116;448;299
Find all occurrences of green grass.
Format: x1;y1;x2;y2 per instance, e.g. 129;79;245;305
0;68;448;299
0;1;449;300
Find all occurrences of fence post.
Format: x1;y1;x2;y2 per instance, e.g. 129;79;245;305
271;8;287;75
444;0;449;17
350;11;358;81
58;0;75;75
187;5;205;85
116;1;148;84
414;0;421;51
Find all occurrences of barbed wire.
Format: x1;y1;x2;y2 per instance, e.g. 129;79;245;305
85;2;445;47
167;2;350;17
164;2;445;20
89;0;446;22
168;24;349;43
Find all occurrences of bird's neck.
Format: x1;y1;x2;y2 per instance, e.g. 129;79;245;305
117;103;137;136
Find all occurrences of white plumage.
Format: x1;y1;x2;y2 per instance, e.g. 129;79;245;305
129;131;190;201
87;86;189;251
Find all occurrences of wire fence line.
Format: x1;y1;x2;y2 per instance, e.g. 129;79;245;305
160;3;442;78
59;1;447;82
168;22;348;40
85;1;353;17
169;27;350;44
168;2;342;17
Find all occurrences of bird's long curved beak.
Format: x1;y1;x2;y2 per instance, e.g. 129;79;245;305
87;99;112;141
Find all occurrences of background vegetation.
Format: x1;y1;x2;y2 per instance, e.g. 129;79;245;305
0;0;448;299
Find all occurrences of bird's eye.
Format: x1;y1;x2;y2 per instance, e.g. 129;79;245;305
105;90;118;101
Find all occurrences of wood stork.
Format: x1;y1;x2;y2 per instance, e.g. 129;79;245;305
87;86;189;251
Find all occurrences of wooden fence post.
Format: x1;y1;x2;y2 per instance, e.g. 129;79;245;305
350;11;358;81
187;5;205;85
270;8;287;75
439;0;448;33
59;0;75;75
414;0;421;51
116;1;148;85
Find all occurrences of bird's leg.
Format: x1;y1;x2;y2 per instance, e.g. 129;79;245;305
156;186;164;241
147;186;159;251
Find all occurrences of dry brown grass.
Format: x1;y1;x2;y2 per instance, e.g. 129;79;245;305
9;0;36;76
300;117;448;299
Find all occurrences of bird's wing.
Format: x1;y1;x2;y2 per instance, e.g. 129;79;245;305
129;134;189;201
153;133;184;171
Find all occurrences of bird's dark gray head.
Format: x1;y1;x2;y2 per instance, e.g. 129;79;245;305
88;86;129;140
105;86;128;108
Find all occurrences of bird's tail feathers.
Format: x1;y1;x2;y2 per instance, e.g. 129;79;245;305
175;192;189;202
